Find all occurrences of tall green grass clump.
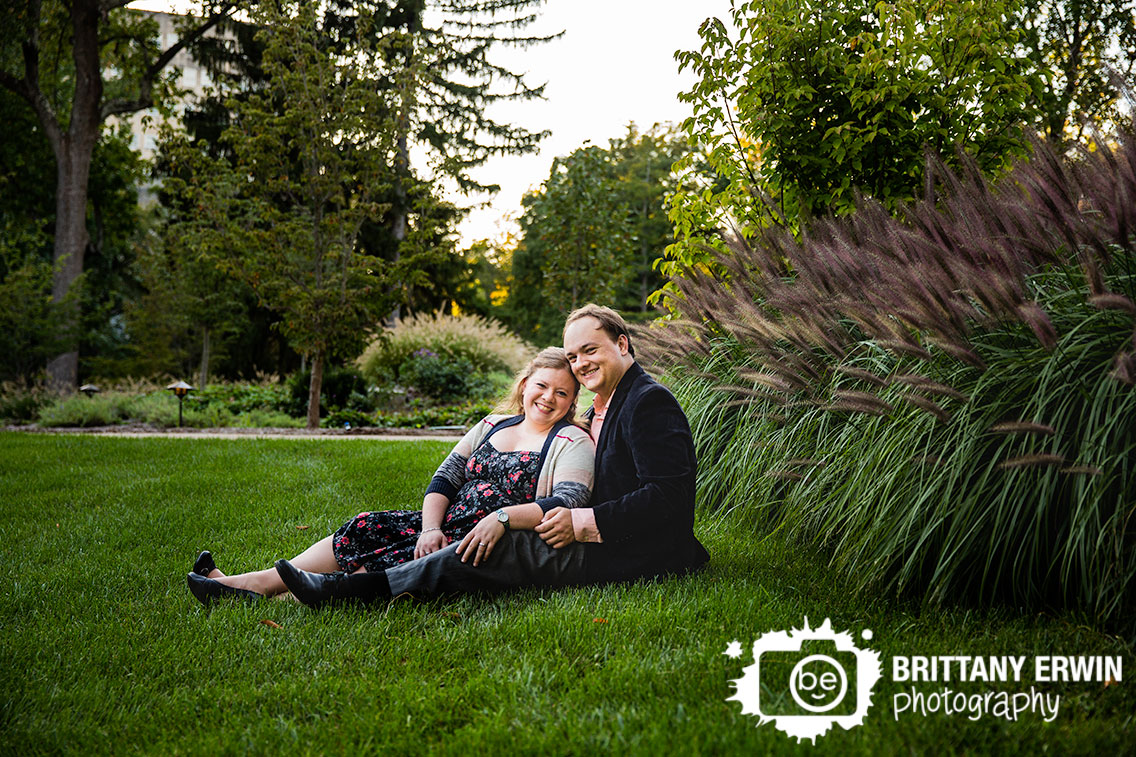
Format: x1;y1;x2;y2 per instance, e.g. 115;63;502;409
642;134;1136;627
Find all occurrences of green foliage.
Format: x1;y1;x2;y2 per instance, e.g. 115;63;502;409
1016;0;1136;142
163;1;423;425
357;311;534;386
0;261;73;383
662;0;1040;287
184;382;293;415
518;145;636;313
643;132;1136;628
323;408;376;429
0;87;144;383
399;349;494;403
35;381;306;429
284;366;370;418
0;381;52;424
508;124;697;340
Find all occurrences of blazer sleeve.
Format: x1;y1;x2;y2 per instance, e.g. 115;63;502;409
424;418;490;500
535;431;596;512
591;386;696;541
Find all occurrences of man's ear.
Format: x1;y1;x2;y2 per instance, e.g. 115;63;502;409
618;334;630;355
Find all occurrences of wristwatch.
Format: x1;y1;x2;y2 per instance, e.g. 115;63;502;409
495;509;510;530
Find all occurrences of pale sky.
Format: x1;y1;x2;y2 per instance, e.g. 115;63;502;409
128;0;736;248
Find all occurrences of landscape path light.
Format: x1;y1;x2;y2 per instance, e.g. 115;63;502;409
167;380;194;428
78;384;100;398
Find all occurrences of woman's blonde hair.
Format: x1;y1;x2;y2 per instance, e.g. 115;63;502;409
495;346;581;425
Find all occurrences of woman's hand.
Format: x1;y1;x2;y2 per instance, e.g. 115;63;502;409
414;529;449;559
456;515;506;567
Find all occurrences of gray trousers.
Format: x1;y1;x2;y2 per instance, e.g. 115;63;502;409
384;530;594;599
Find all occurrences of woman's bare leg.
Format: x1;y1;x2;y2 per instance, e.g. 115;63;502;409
213;535;342;596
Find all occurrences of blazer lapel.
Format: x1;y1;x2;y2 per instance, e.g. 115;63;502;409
594;362;644;461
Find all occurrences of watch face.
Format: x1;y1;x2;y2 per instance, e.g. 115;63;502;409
496;510;508;523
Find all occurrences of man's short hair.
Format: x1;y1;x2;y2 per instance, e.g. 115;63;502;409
564;304;635;357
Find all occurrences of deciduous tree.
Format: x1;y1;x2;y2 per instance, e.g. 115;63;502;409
0;0;239;392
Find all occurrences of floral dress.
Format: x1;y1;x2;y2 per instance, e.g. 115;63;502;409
332;442;541;573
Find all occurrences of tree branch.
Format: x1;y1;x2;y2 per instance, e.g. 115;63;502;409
100;2;238;120
0;0;63;154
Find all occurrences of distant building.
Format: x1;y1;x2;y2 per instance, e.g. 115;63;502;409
111;10;232;201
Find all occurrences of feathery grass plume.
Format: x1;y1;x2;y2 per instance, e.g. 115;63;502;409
824;401;890;416
898;392;951;422
832;390;894;413
1060;465;1103;475
910;455;944;466
835;365;888;386
1088;293;1136;314
989;421;1056;435
997;454;1067;470
765;470;804;481
783;458;825;468
1111;352;1136;384
892;375;968;401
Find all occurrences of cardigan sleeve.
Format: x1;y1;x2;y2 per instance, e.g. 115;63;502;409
423;417;494;500
535;429;595;513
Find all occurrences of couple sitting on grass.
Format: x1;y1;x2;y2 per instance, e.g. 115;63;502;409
187;304;710;609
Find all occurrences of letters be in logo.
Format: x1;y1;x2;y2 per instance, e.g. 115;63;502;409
727;618;882;743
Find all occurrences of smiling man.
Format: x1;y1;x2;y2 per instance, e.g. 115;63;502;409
534;304;711;581
276;304;709;606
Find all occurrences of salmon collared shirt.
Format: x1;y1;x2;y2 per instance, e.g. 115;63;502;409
570;395;609;543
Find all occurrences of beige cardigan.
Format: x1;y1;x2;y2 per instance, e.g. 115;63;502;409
424;414;595;512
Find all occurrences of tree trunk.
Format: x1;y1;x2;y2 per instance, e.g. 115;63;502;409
306;350;324;430
198;326;211;388
44;1;103;395
46;145;94;394
388;131;409;324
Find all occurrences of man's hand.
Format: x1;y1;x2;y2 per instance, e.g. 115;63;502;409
456;515;505;566
414;529;449;559
535;507;576;549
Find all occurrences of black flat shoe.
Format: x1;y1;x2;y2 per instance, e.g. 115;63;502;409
192;551;217;576
186;572;262;607
274;559;390;609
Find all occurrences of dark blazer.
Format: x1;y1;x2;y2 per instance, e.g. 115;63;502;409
583;362;710;582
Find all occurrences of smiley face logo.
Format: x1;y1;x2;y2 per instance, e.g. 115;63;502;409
790;654;848;713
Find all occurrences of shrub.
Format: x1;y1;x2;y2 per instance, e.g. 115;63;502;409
373;400;495;429
0;381;51;424
38;394;129;427
357;311;534;387
643;133;1136;628
323;408;375;429
186;383;292;415
284;366;370;418
398;349;497;403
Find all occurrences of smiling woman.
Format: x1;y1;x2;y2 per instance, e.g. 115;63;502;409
185;347;595;606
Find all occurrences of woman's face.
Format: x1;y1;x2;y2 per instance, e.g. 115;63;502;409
521;367;577;426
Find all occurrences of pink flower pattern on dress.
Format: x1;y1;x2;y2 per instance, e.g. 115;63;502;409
331;444;540;573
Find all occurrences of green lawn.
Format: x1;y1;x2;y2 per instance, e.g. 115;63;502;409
1;434;1131;755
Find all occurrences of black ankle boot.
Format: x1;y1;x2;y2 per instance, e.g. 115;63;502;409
274;559;391;609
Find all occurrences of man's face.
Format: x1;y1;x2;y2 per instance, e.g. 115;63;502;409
563;316;629;400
